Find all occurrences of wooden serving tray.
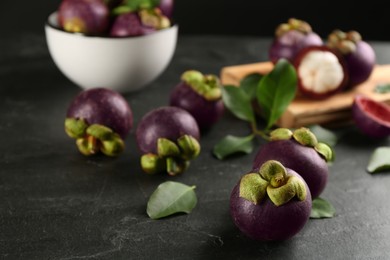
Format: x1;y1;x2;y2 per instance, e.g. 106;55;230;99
220;62;390;128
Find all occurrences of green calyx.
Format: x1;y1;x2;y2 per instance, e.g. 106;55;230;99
275;18;313;37
181;70;222;101
140;135;201;176
139;8;171;30
239;160;307;206
269;127;333;162
65;118;125;156
327;29;361;55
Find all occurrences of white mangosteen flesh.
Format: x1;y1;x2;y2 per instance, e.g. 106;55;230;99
298;50;345;94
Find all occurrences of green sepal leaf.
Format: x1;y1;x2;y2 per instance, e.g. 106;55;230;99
240;73;263;100
112;0;160;15
310;197;336;219
256;58;297;129
367;147;390;173
239;173;268;204
222;85;255;122
213;134;254;160
147;181;197;220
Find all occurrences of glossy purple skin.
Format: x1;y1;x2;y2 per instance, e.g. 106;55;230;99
58;0;109;35
169;82;224;130
109;12;156;37
269;30;323;63
136;106;200;154
344;41;376;88
352;95;390;138
66;88;133;139
159;0;174;19
230;169;312;241
253;140;328;199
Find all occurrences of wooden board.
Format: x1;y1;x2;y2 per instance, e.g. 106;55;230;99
220;62;390;128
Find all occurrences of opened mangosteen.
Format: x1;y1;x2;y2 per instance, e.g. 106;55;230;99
327;30;376;88
253;127;333;199
294;45;349;99
352;94;390;138
230;160;312;241
136;106;201;175
169;70;224;130
58;0;110;35
65;88;133;156
269;18;323;64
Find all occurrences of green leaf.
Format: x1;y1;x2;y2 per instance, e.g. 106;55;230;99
240;73;263;100
112;0;160;14
367;147;390;173
222;85;255;122
147;181;197;220
213;134;254;160
309;125;338;147
256;59;297;129
310;197;336;219
375;83;390;94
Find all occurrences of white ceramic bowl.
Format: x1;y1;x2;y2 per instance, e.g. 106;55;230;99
45;12;178;93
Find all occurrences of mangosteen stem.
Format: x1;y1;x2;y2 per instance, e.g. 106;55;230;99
239;160;308;206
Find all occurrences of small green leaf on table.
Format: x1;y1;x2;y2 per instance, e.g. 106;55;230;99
240;73;263;100
367;147;390;173
222;85;255;123
310;197;336;219
147;181;197;220
256;58;297;130
213;134;255;160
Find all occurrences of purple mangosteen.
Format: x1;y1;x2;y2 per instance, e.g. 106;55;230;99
58;0;110;35
110;8;170;37
269;18;323;64
230;160;312;241
253;128;333;199
65;88;133;156
169;70;224;130
327;30;376;88
136;106;201;175
158;0;174;19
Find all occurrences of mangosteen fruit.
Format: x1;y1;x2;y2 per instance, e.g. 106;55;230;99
327;30;376;88
65;88;133;156
58;0;110;35
169;70;224;130
110;8;170;37
136;106;201;175
230;160;312;241
269;18;323;64
294;45;349;99
253;127;333;199
158;0;174;19
352;94;390;138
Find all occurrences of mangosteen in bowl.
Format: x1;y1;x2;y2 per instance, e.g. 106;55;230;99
45;10;178;93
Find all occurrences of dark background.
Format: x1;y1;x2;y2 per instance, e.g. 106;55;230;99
1;1;390;41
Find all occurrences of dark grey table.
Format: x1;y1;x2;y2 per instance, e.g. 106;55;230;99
1;32;390;259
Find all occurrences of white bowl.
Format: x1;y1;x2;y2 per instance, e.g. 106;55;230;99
45;12;178;93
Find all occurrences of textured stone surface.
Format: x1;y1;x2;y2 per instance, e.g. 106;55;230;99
1;33;390;259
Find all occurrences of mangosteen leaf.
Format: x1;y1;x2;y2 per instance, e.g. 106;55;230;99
222;85;255;123
309;124;338;147
310;197;336;219
375;83;390;94
213;134;254;160
113;0;160;15
367;147;390;173
256;59;297;130
147;181;197;220
240;73;263;100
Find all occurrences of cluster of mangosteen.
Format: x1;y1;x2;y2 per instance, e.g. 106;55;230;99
56;0;173;37
269;18;376;99
64;70;225;175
